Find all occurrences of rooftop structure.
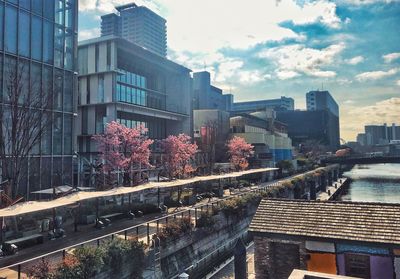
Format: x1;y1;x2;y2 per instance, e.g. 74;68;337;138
232;96;294;112
250;199;400;279
101;3;167;57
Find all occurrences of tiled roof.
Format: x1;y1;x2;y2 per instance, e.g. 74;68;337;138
249;199;400;245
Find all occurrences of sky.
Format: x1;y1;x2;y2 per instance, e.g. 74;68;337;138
78;0;400;142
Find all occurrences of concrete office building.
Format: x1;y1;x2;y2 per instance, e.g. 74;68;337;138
77;36;192;168
230;110;293;167
232;97;294;113
192;71;233;111
306;90;339;117
101;3;167;57
276;110;340;151
0;0;78;199
363;123;400;145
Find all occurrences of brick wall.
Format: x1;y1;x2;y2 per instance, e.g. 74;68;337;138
254;236;307;279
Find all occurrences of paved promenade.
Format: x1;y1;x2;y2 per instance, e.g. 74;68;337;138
317;177;348;201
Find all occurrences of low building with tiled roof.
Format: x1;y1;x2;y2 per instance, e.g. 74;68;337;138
249;199;400;279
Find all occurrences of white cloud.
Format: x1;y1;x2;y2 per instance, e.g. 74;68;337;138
345;55;364;65
259;43;345;80
383;52;400;63
355;68;399;81
79;0;161;14
238;71;270;84
339;0;400;5
78;28;101;41
276;70;301;80
215;60;244;83
397;80;400;86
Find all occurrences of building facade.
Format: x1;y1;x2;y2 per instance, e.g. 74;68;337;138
306;90;339;117
0;0;78;199
363;123;400;145
77;36;192;180
230;110;293;167
192;71;233;111
101;3;167;57
276;110;340;151
232;96;294;113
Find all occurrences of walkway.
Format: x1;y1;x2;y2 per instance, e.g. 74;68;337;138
317;178;347;201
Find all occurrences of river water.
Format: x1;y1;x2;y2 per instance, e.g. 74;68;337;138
339;163;400;203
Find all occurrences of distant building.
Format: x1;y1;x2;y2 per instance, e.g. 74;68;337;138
232;97;294;113
192;71;233;111
364;123;400;145
77;36;192;173
276;110;340;151
230;109;293;167
193;110;230;163
306;90;339;117
356;133;367;146
101;3;167;57
250;199;400;279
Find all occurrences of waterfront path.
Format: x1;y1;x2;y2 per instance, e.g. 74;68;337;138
317;178;347;201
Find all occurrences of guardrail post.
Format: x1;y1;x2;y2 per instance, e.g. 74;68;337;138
111;234;114;240
97;239;100;247
165;216;168;224
195;208;198;227
147;223;150;245
188;209;191;220
62;250;66;259
156;220;159;233
136;226;139;237
124;230;127;240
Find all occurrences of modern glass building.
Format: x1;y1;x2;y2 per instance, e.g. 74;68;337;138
232;97;295;112
0;0;78;199
77;36;192;185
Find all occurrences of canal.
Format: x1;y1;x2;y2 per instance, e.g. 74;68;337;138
339;163;400;203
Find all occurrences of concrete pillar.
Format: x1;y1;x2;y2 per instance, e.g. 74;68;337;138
320;175;327;192
309;180;316;200
234;238;247;279
328;172;333;186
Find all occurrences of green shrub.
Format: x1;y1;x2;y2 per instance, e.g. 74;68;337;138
157;217;193;243
196;211;216;230
73;246;105;279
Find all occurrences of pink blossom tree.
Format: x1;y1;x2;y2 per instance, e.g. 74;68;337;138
161;134;198;180
93;121;154;186
226;136;254;171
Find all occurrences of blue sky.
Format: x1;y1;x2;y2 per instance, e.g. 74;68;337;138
78;0;400;141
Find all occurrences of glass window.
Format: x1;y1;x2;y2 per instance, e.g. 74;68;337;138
117;83;121;101
29;158;40;193
64;71;73;112
43;66;52;109
121;86;126;102
64;28;73;70
18;59;30;104
32;0;43;16
55;0;64;26
52;157;62;186
43;20;54;64
4;55;17;103
126;87;131;103
53;113;62;155
0;4;4;50
31;16;42;61
41;112;52;155
31;63;42;109
62;157;72;186
132;88;137;104
43;0;55;21
65;0;74;29
0;56;2;101
20;0;31;10
63;114;72;155
5;5;17;54
98;74;104;103
18;11;30;57
54;26;64;68
54;69;63;111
